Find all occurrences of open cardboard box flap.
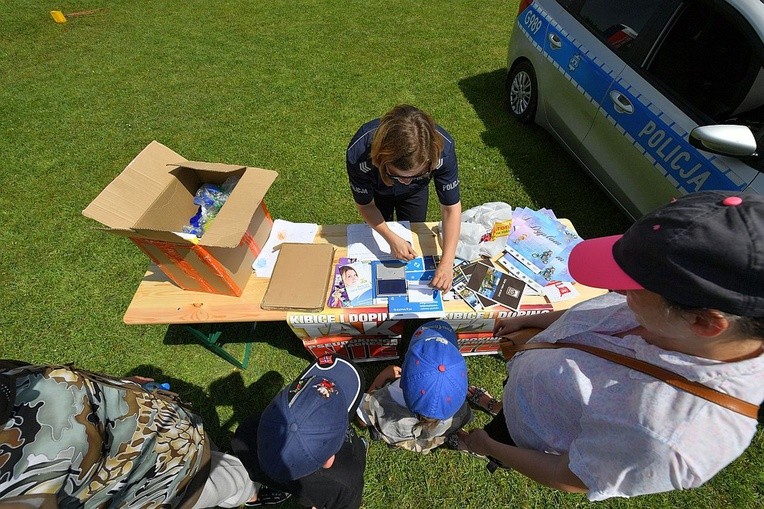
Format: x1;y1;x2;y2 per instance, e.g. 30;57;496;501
83;141;183;231
83;140;278;248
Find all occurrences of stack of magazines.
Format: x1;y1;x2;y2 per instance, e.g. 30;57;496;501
495;207;582;295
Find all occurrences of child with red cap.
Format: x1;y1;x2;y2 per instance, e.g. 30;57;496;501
357;320;473;453
459;191;764;500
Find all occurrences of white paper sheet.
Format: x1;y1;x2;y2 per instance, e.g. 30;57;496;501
346;221;413;261
407;282;437;303
252;219;319;277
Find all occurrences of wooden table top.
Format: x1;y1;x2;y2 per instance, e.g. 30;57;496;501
123;222;605;325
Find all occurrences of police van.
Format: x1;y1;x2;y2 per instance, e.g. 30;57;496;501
506;0;764;219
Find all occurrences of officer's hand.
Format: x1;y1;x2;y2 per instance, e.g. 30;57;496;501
389;235;417;261
430;264;453;292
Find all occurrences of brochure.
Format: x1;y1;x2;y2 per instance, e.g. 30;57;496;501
456;261;498;308
504;207;582;283
386;260;444;319
327;258;374;308
453;283;485;311
495;251;546;295
464;260;525;311
387;279;444;319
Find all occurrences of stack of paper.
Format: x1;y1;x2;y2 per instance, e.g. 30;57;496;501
347;221;413;261
252;219;319;277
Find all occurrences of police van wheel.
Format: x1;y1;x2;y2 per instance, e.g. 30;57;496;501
506;60;538;124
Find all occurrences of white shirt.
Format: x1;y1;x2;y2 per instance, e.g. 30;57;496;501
504;292;764;500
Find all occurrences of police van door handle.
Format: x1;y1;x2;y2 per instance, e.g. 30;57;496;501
548;33;562;50
609;90;634;114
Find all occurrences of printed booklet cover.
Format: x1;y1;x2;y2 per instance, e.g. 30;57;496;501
385;256;444;319
327;258;374;308
504;207;582;284
464;260;525;311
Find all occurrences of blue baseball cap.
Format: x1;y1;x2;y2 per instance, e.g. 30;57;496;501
257;354;363;482
400;320;467;420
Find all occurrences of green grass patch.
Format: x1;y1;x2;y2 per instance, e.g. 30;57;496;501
1;1;759;508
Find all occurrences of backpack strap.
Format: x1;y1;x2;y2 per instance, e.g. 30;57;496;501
501;341;760;420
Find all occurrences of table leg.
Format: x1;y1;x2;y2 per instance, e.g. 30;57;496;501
183;323;254;369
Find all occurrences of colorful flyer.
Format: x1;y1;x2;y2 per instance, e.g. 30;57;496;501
327;258;374;308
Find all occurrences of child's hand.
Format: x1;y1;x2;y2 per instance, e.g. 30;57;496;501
368;365;401;392
461;429;490;457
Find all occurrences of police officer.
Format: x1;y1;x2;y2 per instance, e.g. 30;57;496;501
346;104;461;291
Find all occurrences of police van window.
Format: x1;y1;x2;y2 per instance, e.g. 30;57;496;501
573;0;664;56
647;1;761;123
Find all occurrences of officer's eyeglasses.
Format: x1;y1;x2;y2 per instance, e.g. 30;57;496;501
385;162;433;185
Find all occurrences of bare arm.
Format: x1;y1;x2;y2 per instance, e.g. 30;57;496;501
493;309;566;341
462;429;588;493
368;365;402;392
430;202;461;291
354;201;417;260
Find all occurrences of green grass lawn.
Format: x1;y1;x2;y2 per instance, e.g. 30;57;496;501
1;1;761;507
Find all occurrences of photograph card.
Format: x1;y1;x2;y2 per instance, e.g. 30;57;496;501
464;260;525;311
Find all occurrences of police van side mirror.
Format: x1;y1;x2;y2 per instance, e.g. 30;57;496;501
689;125;758;158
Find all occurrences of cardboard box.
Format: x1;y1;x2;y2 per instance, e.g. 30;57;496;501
83;141;278;296
302;335;400;362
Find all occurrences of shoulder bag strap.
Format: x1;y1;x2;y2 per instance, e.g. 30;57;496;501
501;341;759;420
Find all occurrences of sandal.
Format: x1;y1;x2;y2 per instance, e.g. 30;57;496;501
468;385;500;417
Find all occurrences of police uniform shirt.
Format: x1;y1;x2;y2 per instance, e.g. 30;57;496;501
232;413;366;509
346;118;460;207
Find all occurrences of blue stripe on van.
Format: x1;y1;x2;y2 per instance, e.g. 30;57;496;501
516;3;744;194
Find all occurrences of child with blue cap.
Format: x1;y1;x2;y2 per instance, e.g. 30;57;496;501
357;320;473;453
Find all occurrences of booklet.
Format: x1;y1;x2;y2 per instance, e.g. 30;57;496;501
327;258;374;308
387;268;444;319
385;257;444;319
464;260;525;311
504;207;582;283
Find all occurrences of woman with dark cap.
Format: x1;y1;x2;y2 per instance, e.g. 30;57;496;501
458;191;764;501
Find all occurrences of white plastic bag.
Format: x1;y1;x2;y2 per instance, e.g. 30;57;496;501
438;202;513;260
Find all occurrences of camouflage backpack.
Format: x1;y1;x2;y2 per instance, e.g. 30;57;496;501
0;361;210;509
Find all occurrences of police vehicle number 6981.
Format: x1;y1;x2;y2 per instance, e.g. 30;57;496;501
506;0;764;219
